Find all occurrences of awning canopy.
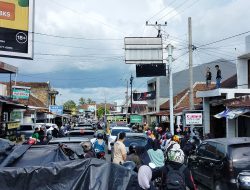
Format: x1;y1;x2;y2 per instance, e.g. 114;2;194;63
214;108;250;119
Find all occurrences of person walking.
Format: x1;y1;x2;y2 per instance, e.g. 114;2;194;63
113;132;127;164
215;65;222;88
206;67;212;88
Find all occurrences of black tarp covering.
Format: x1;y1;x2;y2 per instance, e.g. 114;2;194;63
0;139;140;190
0;158;140;190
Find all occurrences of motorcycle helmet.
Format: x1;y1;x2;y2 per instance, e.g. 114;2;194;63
172;135;180;144
165;132;173;140
81;141;92;152
167;147;185;164
97;133;104;139
129;143;138;154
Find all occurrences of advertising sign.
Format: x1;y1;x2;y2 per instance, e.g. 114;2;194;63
130;115;143;123
133;91;156;101
12;86;30;99
136;64;166;77
7;121;20;129
185;113;203;125
49;105;63;115
125;37;163;64
87;105;96;112
0;0;34;59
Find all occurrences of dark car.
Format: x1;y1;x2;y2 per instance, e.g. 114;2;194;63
111;132;148;162
65;129;95;139
49;137;90;156
188;137;250;190
75;123;95;130
17;124;35;140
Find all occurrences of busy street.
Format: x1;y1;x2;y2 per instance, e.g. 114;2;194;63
1;0;250;190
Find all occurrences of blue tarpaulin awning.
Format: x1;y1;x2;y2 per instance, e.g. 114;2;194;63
214;108;250;119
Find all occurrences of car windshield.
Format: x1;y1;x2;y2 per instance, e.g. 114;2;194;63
230;143;250;160
19;125;33;131
111;129;131;136
124;137;147;147
67;131;94;136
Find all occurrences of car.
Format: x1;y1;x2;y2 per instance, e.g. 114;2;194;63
65;129;95;139
111;132;148;161
188;137;250;190
48;137;90;156
76;123;95;130
107;127;132;154
17;124;36;140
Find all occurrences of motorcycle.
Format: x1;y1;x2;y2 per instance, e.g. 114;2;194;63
94;149;106;160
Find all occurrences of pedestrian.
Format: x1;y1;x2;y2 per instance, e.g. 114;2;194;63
215;65;222;88
113;132;127;164
205;67;212;88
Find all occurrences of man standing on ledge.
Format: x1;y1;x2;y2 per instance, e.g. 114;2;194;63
215;65;222;88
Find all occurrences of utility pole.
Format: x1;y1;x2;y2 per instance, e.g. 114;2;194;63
188;17;194;110
130;74;134;113
125;80;129;112
167;44;174;135
104;97;107;116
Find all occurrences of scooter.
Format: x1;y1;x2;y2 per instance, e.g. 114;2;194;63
94;149;106;160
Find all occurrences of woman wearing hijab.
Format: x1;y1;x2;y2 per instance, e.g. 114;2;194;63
138;165;156;190
147;139;165;168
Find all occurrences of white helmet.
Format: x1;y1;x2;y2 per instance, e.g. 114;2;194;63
167;147;185;164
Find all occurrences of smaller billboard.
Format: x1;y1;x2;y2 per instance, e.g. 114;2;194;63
12;86;30;99
49;105;63;115
185;113;202;125
136;64;166;77
133;91;156;101
87;105;96;112
130;115;142;124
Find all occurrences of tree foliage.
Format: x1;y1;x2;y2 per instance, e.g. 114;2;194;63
79;97;86;105
63;100;77;111
97;106;110;119
87;98;95;104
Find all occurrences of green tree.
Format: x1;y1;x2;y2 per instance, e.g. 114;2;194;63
87;98;95;104
79;97;86;105
63;100;77;111
97;106;110;119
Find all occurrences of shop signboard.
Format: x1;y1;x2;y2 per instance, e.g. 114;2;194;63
49;105;63;115
7;121;20;129
12;86;30;99
185;113;203;125
130;115;143;124
0;0;34;59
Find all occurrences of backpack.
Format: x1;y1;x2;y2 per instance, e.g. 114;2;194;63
165;165;186;190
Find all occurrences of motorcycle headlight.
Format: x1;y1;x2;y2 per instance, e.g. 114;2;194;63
239;176;250;183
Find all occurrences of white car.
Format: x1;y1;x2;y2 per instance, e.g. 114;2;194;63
107;127;132;154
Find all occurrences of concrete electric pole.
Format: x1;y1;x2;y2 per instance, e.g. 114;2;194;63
130;74;134;113
188;17;194;110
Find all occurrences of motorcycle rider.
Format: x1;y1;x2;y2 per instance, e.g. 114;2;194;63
81;141;95;158
126;143;141;171
93;133;105;157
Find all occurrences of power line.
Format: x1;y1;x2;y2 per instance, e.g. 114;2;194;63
157;0;192;21
197;30;250;48
33;31;123;41
146;0;177;21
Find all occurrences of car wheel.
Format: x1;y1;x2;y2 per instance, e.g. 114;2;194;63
214;181;227;190
108;150;111;154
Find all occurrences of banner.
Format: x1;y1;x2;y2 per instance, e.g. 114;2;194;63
0;0;34;59
12;86;30;99
133;91;156;101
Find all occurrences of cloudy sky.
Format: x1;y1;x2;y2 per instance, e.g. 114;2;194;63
1;0;250;105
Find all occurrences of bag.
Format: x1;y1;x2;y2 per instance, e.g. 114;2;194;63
165;165;186;190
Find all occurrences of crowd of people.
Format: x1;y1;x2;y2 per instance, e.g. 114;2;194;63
111;126;201;190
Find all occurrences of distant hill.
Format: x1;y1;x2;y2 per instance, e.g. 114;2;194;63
155;59;236;98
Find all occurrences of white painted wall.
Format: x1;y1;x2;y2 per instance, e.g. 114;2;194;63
0;84;7;96
237;59;248;89
203;98;210;134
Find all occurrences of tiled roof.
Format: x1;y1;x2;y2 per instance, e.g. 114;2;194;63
160;82;216;110
16;95;46;108
221;74;237;88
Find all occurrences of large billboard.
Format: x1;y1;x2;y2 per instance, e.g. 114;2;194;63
12;85;30;99
0;0;34;59
124;37;163;64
